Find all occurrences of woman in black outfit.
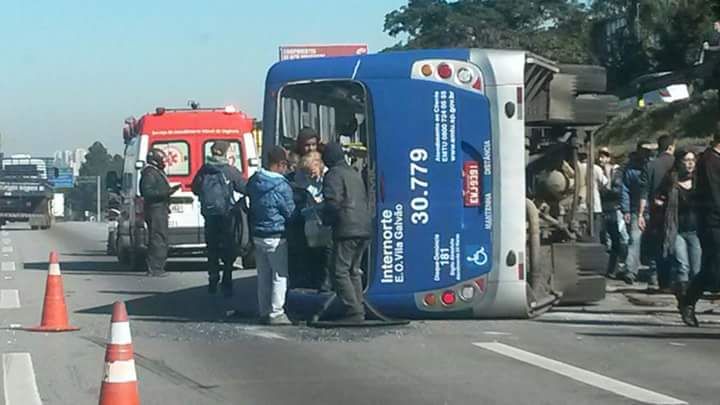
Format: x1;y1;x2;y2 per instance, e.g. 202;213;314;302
658;149;702;318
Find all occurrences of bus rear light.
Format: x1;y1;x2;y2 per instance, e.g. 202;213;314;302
459;285;475;301
441;290;456;306
658;88;671;97
475;277;486;292
437;63;453;79
518;262;525;281
457;67;473;84
421;64;433;77
472;79;483;90
423;293;437;306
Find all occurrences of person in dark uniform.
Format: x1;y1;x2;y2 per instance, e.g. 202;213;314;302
321;142;371;323
140;148;180;277
192;140;247;297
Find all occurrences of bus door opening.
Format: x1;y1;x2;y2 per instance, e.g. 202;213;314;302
277;80;375;293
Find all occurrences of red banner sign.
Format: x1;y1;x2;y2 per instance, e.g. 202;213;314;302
279;44;368;61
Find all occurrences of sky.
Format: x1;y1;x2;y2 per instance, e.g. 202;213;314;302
0;1;407;156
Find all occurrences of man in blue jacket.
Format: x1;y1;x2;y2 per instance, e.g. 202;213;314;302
247;146;295;325
619;141;652;284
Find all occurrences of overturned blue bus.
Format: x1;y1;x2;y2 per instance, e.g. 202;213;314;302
262;49;613;320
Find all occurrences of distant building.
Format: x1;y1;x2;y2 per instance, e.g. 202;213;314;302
53;148;87;176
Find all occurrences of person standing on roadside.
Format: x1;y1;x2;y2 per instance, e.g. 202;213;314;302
192;140;247;297
656;149;701;311
599;147;628;279
639;134;676;290
247;146;295;326
679;135;720;327
140;148;180;277
322;142;371;323
619;141;652;285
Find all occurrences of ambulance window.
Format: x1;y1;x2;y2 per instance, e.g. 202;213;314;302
204;140;244;173
152;141;190;176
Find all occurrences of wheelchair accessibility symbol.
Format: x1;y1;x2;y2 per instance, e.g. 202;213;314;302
467;247;488;267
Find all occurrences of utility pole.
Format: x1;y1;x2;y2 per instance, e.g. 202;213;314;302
96;176;101;222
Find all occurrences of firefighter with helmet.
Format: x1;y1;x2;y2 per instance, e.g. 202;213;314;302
140;148;180;276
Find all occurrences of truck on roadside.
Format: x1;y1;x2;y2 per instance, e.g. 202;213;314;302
0;154;55;230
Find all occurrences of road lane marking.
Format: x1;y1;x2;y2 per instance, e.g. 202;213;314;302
473;342;686;405
2;353;43;405
1;262;16;272
2;238;10;245
0;290;20;309
1;231;9;237
2;247;13;253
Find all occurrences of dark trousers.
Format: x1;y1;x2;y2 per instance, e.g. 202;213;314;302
331;238;368;317
688;226;720;304
204;215;235;283
145;205;169;274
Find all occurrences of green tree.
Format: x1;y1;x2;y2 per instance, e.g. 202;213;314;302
384;0;595;63
589;0;718;88
69;142;123;219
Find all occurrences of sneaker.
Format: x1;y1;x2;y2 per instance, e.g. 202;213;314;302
621;272;636;285
680;304;699;327
268;314;292;326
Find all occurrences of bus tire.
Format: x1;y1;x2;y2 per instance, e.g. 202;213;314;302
559;64;607;93
571;94;618;125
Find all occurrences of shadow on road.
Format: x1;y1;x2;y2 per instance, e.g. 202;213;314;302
77;275;259;323
536;318;681;328
23;259;210;276
579;331;720;340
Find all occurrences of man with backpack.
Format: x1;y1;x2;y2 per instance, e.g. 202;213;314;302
192;140;247;297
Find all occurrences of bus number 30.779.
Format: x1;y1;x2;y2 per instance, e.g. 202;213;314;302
409;148;429;225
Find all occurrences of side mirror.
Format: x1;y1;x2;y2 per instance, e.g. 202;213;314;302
135;160;145;170
105;171;120;192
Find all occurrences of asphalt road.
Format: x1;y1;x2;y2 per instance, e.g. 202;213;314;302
1;222;719;404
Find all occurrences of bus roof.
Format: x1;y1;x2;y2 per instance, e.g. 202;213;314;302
137;110;254;136
266;48;473;85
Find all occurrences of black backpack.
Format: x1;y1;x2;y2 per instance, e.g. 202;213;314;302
199;168;233;217
232;197;253;257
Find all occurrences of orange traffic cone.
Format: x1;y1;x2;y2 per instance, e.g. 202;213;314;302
98;301;140;405
24;251;79;332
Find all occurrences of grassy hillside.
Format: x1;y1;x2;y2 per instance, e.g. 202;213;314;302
596;90;719;156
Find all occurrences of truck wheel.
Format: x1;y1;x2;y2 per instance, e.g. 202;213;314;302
31;225;39;231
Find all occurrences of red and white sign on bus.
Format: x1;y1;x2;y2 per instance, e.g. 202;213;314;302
279;44;368;61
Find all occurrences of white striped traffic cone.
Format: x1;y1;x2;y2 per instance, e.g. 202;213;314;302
98;301;140;405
